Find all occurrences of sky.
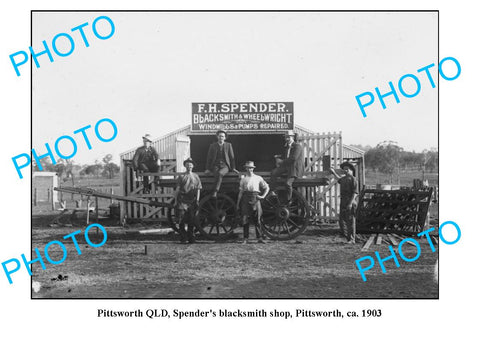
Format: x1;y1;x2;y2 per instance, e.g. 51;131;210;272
32;11;438;164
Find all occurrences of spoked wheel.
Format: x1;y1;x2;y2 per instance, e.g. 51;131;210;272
261;189;309;240
196;193;238;240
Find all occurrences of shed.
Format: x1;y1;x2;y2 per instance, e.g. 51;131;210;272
32;172;59;207
119;124;365;223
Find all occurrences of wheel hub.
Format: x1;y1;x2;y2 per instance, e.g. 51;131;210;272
212;209;226;223
276;207;290;220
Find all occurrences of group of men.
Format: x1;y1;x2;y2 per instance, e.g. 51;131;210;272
133;129;358;244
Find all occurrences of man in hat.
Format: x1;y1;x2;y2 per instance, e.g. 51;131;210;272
205;129;238;197
270;130;305;201
329;162;358;244
132;134;160;193
237;161;269;243
173;157;202;244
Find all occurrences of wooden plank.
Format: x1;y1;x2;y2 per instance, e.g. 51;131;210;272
361;235;376;251
375;234;383;245
139;228;173;234
144;206;164;219
126;164;132;219
357;229;422;236
305;137;339;169
316;215;339;221
339;133;343;162
403;238;418;247
362;188;432;195
387;234;398;245
358;219;419;225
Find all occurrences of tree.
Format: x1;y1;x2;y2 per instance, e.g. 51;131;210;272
365;142;402;183
425;151;439;172
101;153;120;179
33;157;56;172
102;163;120;179
102;154;113;164
81;164;103;177
54;162;66;177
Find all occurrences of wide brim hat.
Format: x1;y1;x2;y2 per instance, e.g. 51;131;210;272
340;161;355;176
216;129;228;138
142;134;152;142
183;157;196;167
244;161;256;169
285;130;296;137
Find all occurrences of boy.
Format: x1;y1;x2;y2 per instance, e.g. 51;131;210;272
330;162;358;244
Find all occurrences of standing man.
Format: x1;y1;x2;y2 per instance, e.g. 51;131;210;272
270;130;304;201
237;161;269;243
173;158;202;244
205;129;238;197
132;134;160;193
329;162;358;244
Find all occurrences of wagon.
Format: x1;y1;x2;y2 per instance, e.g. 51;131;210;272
118;122;366;241
155;170;329;241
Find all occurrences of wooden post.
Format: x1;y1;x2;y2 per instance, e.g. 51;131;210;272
86;197;90;225
120;159;126;224
95;196;99;223
175;135;191;173
33;187;37;206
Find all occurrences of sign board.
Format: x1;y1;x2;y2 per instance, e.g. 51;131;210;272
191;102;294;133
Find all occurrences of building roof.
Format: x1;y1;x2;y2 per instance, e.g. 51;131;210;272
33;171;58;177
120;124;364;160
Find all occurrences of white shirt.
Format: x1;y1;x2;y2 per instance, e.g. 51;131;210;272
239;174;269;193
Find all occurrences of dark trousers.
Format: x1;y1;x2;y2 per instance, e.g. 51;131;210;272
270;166;295;200
243;223;264;239
241;195;263;239
138;163;159;190
213;164;229;192
339;205;356;241
176;206;195;242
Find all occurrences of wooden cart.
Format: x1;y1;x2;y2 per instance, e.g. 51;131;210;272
118;126;366;240
153;171;330;241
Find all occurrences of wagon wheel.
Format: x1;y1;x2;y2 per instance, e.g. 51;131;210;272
196;193;238;240
261;189;309;240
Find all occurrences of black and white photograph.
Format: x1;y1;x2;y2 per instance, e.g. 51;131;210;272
30;11;438;298
1;1;478;339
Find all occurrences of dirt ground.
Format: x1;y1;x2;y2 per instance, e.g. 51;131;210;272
31;211;439;299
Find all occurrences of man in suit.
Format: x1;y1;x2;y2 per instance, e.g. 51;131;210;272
132;134;160;193
270;130;305;201
205;129;238;197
